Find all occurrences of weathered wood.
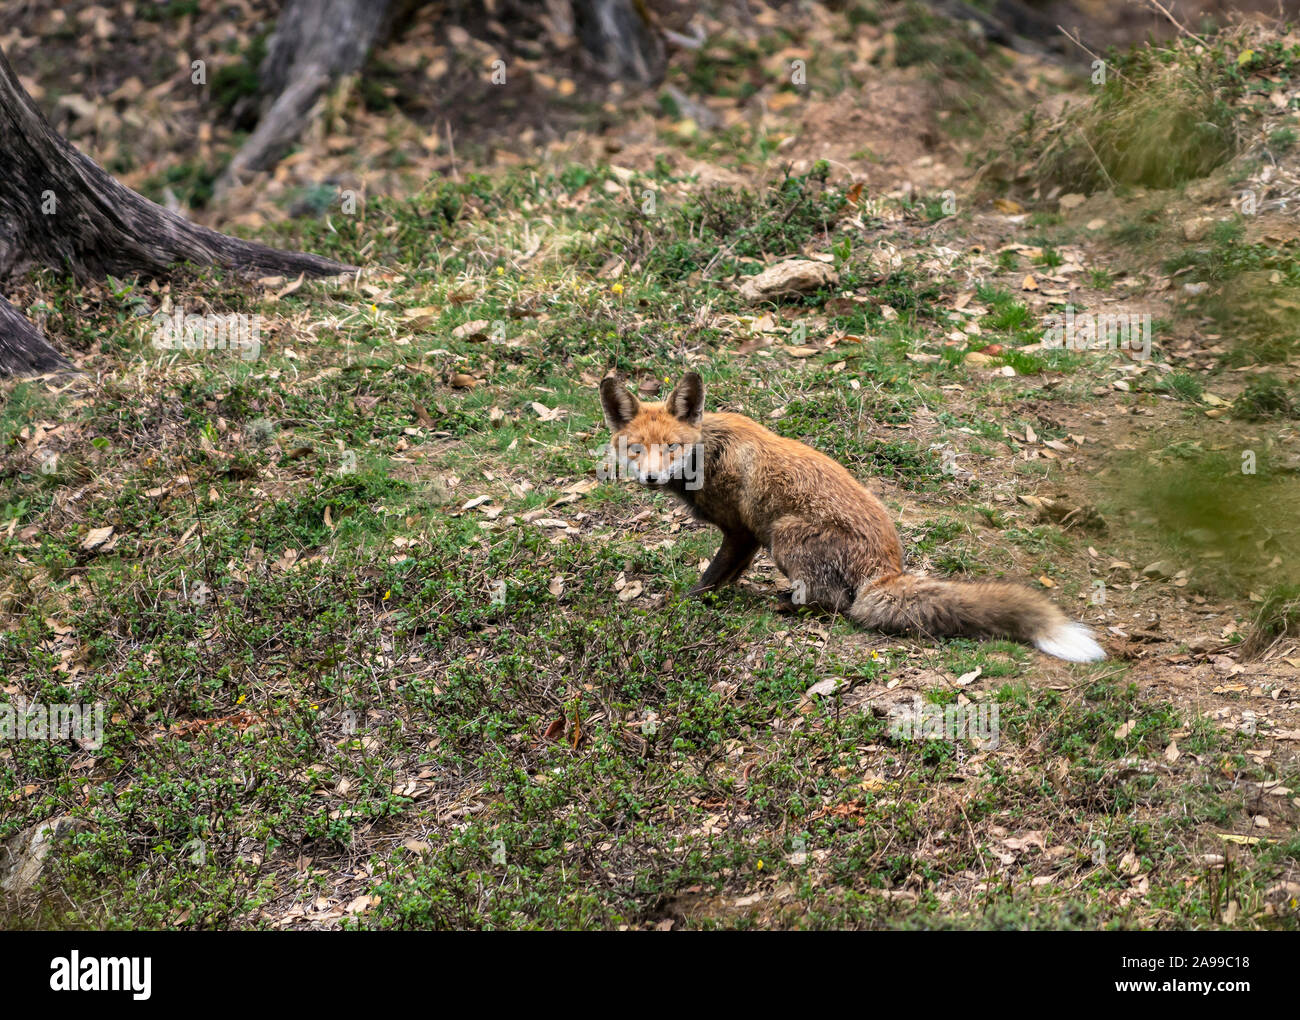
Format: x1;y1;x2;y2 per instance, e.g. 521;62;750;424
0;43;356;378
218;0;671;189
927;0;1064;56
0;295;69;377
216;0;394;194
572;0;666;84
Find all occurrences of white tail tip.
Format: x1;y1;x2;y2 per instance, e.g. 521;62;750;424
1036;622;1106;663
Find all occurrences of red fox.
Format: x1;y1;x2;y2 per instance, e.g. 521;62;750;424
600;372;1105;663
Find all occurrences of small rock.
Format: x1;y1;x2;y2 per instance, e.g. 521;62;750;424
738;259;838;303
1182;217;1214;242
1;816;82;895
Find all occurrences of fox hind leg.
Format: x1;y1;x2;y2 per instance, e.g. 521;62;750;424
767;518;858;614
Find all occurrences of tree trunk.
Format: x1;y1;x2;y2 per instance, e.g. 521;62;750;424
219;0;667;189
216;0;395;196
0;44;355;378
0;296;68;377
573;0;666;85
925;0;1063;56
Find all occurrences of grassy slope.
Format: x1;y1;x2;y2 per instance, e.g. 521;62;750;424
2;6;1298;929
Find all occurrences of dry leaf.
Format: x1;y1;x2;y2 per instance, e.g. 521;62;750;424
81;526;114;551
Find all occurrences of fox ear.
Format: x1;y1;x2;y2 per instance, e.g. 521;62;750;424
667;372;704;426
600;376;639;429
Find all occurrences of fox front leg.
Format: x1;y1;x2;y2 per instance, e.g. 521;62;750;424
689;530;759;596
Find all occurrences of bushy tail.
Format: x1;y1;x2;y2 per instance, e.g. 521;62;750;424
849;573;1105;663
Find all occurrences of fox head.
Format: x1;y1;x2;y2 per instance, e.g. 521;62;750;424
599;372;705;487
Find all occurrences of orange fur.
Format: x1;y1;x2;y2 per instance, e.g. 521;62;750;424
599;373;1105;662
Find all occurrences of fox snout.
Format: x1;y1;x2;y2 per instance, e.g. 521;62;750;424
637;463;674;486
622;441;692;485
